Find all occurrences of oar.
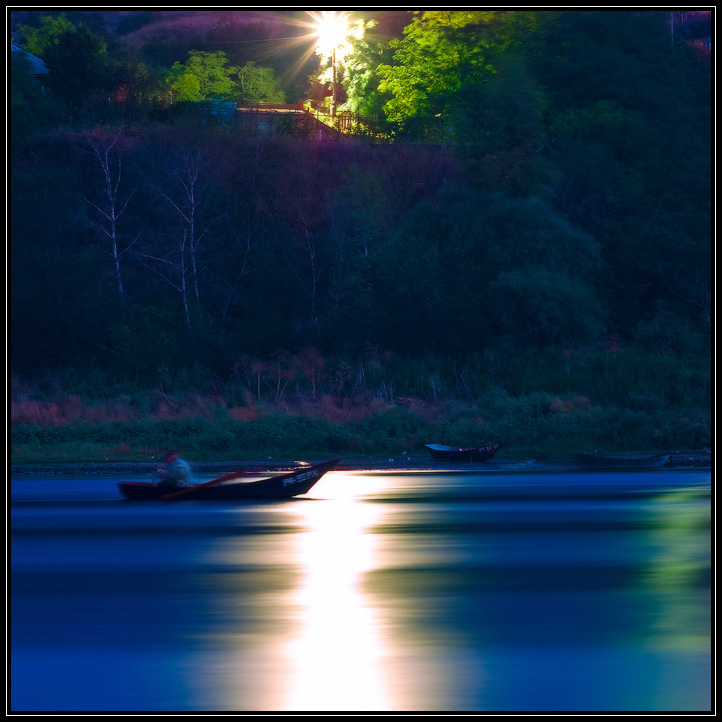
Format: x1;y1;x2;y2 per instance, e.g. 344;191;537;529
159;469;246;501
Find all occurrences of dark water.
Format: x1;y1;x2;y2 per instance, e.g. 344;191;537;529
10;468;712;713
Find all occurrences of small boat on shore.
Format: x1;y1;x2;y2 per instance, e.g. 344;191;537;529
575;453;670;470
118;458;340;501
425;443;501;463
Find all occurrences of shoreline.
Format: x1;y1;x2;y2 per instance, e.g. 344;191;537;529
9;452;711;476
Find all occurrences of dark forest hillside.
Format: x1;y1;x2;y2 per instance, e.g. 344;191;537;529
9;10;711;459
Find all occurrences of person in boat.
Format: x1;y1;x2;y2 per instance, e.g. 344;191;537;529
154;450;194;488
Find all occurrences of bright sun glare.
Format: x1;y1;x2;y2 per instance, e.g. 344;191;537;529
312;11;350;58
259;11;354;87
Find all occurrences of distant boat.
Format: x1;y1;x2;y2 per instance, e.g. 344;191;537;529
425;443;501;463
575;453;670;470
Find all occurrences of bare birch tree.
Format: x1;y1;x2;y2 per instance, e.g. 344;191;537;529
134;230;193;331
211;216;262;324
294;206;322;324
81;127;138;306
280;147;328;329
148;147;217;308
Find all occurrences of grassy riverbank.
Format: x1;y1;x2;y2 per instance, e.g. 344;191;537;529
10;393;710;465
10;348;711;465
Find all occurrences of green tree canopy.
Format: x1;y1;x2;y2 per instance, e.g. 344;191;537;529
377;11;509;123
237;62;285;103
367;184;603;352
10;52;64;143
18;14;118;118
490;267;605;347
166;51;238;101
164;52;285;104
16;13;77;57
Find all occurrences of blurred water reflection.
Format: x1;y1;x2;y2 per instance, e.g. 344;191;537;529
10;469;711;712
285;483;388;710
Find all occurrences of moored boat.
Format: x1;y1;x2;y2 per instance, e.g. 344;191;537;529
575;453;670;470
425;443;501;463
118;458;340;501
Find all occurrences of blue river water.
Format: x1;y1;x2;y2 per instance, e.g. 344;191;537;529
9;467;712;713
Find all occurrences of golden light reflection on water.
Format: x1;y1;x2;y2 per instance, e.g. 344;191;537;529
195;473;395;711
283;472;390;711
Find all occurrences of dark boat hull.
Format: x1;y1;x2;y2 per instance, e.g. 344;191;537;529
425;443;500;463
118;459;340;501
575;453;670;470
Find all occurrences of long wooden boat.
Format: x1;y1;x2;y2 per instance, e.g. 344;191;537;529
425;443;501;463
118;459;340;501
575;453;670;470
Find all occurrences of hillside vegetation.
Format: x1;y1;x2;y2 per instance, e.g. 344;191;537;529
10;11;711;462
